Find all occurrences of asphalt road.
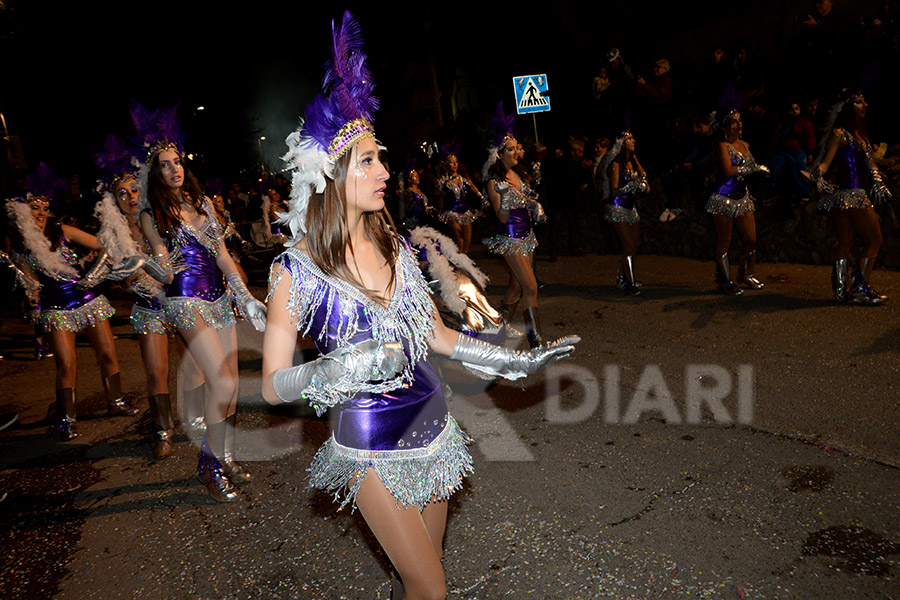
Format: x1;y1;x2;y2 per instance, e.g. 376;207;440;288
1;250;898;599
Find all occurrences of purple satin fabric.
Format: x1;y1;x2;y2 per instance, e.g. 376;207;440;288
442;181;478;214
36;239;98;310
134;294;164;311
39;272;99;310
715;176;747;198
497;207;532;239
612;193;636;210
835;144;864;190
166;240;226;301
289;257;448;452
335;362;445;450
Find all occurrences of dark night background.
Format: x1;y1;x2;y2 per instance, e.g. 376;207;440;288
0;0;894;194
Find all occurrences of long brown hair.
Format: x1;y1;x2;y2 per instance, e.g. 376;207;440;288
303;148;399;304
146;151;206;236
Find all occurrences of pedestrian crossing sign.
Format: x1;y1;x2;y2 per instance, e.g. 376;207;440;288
513;74;551;114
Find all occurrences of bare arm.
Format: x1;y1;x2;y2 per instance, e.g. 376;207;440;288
139;211;174;284
261;266;298;405
428;304;462;356
61;224;102;251
486;179;509;224
717;142;739;177
818;129;843;174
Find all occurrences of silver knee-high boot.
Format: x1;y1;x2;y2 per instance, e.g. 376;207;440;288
715;252;742;296
197;418;239;502
104;372;139;417
148;393;175;459
832;258;850;302
523;306;544;349
849;258;887;305
737;251;764;290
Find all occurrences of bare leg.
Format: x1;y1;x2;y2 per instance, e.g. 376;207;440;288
460;223;472;254
712;214;735;256
504;252;538;309
448;221;463;253
139;332;170;397
355;470;447;600
844;206;883;258
733;212;758;257
83;319;119;379
49;328;77;390
178;319;236;424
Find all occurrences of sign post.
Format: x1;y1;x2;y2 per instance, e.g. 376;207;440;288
512;74;550;145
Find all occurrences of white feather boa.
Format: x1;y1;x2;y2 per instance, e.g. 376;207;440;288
409;226;489;315
481;146;500;182
94;191;142;263
5;198;78;281
279;125;328;246
260;194;274;239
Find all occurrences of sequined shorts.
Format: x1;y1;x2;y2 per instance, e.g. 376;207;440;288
308;415;473;511
818;189;873;212
484;230;538;256
439;209;481;226
604;205;640;224
706;192;755;218
131;303;174;335
40;295;115;333
165;293;236;331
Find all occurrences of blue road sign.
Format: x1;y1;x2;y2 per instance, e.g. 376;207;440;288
512;74;551;114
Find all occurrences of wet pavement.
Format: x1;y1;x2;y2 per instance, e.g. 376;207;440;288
1;251;898;599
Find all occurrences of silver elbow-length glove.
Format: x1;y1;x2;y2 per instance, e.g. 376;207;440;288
736;158;770;177
226;272;267;332
106;254;149;281
450;333;580;380
272;340;408;411
76;249;112;289
0;250;41;301
131;251;188;283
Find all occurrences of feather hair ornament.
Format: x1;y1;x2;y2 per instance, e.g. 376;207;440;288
279;11;379;245
481;102;517;180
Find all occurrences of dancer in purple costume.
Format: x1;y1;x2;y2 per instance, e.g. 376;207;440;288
706;110;770;295
140;136;267;502
812;92;891;304
482;123;546;348
600;131;650;295
6;169;141;441
261;13;578;598
437;153;483;254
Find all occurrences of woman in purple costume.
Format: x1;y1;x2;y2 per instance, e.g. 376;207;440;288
264;187;291;246
95;168;206;458
483;132;546;348
6;188;138;441
600;131;649;295
141;142;267;502
813;92;891;304
437;154;483;254
261;13;577;598
706;111;770;295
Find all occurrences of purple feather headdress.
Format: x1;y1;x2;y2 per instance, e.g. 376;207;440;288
482;102;518;180
94;133;139;192
129;101;186;165
280;11;379;245
23;162;69;204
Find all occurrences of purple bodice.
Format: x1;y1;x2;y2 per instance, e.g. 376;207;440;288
441;177;479;214
497;207;533;239
714;144;751;198
164;213;226;301
271;242;444;452
834;139;866;190
36;239;99;311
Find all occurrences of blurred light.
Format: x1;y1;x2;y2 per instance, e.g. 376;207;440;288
187;153;194;160
197;106;205;111
260;136;266;141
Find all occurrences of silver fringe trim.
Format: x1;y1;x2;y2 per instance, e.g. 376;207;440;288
705;192;755;218
40;295;115;332
268;241;437;411
130;303;173;335
484;230;538;256
818;189;872;211
169;199;224;257
164;293;236;331
604;204;640;224
439;209;481;225
308;415;473;511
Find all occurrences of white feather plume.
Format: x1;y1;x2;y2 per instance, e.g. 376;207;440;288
481;146;500;182
409;226;490;315
94;191;142;263
278;123;329;246
5;198;78;281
